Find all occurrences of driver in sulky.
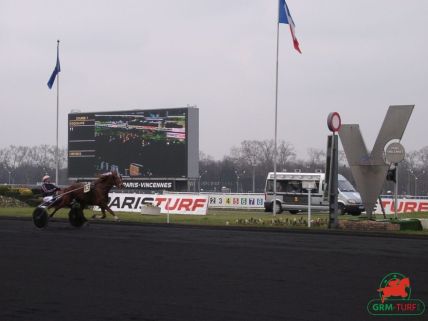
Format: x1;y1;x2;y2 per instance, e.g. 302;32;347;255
41;175;61;204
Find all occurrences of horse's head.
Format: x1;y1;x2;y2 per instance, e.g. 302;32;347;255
399;278;410;288
98;171;124;189
111;171;124;189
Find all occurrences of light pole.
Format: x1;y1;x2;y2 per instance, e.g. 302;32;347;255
8;171;11;185
415;176;418;196
252;165;256;193
234;170;245;193
409;170;418;196
199;170;207;193
407;169;411;196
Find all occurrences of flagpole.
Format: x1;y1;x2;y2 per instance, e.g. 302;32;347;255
55;39;60;185
273;1;281;216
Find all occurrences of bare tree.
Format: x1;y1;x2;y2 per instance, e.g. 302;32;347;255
305;147;325;171
256;140;276;169
227;139;296;192
230;140;263;192
230;140;261;168
0;145;67;184
417;146;428;166
277;141;296;171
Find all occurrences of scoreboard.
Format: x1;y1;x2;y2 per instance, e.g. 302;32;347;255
68;113;96;177
68;107;199;180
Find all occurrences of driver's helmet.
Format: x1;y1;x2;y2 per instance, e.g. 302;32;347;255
42;175;50;182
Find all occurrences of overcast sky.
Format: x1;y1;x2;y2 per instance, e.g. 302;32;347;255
1;0;427;160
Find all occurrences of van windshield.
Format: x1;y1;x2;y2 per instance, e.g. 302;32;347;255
338;179;356;192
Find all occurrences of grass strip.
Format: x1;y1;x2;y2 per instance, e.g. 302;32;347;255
1;207;428;234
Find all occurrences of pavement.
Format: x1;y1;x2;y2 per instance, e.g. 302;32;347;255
0;217;427;321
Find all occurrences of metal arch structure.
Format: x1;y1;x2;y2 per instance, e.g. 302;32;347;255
338;105;414;217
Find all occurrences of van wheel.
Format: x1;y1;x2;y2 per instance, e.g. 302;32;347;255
338;204;346;215
273;202;283;214
289;210;299;214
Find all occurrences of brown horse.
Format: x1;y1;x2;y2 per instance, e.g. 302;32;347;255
49;171;124;220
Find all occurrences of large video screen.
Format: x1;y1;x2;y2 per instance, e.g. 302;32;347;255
68;107;198;179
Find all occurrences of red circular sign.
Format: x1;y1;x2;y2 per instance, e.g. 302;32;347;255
327;112;341;132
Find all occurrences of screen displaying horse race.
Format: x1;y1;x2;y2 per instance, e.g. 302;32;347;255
68;107;199;179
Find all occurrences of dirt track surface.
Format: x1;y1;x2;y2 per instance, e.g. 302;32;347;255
1;218;427;321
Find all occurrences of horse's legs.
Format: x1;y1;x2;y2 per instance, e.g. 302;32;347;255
48;193;71;218
49;207;59;218
48;199;64;218
92;206;115;220
91;203;118;221
92;207;106;219
101;207;107;219
105;205;119;221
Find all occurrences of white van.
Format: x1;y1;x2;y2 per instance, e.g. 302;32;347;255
264;172;364;215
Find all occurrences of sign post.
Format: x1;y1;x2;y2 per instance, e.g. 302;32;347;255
394;165;398;219
303;180;316;228
326;112;341;228
384;142;406;219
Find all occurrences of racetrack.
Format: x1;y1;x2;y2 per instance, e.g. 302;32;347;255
1;217;427;321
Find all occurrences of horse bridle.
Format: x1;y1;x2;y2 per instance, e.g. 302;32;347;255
115;174;124;188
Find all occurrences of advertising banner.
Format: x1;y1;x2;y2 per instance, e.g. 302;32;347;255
122;180;174;190
102;193;427;215
96;193;208;215
207;193;265;209
375;198;428;214
153;194;208;215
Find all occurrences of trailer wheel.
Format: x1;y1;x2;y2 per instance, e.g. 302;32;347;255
68;204;87;228
33;207;49;228
289;210;299;214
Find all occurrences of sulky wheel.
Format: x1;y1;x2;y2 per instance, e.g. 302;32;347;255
68;204;87;228
33;207;49;228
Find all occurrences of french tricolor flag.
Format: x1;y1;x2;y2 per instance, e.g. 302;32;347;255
278;0;302;54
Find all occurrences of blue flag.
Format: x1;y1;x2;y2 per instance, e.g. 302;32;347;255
47;43;61;89
278;0;302;53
